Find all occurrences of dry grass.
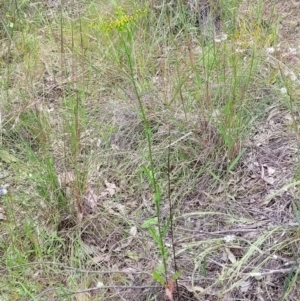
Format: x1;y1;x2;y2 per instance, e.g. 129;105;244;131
1;0;300;300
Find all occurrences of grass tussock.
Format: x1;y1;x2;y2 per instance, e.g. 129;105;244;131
1;0;300;300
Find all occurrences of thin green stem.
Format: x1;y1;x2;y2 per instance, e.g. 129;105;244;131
121;28;168;282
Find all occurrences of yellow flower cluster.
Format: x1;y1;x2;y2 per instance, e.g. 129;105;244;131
91;7;147;33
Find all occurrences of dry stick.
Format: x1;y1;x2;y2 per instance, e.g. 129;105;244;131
247;266;299;277
164;132;192;149
176;225;299;244
167;125;181;301
33;285;161;301
1;261;152;276
28;267;300;301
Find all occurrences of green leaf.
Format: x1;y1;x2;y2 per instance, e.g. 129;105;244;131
153;187;161;207
149;226;161;245
227;148;245;172
0;149;19;163
141;165;155;188
141;217;158;229
172;270;182;281
292;201;300;226
161;219;170;237
152;270;165;286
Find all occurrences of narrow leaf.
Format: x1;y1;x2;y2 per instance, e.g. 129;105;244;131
227;148;245;172
152;270;165;286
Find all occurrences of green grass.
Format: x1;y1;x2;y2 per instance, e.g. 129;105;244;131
1;0;300;300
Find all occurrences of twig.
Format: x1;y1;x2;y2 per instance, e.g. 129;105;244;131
1;261;151;276
176;223;299;244
33;284;161;301
247;266;299;277
167;125;181;301
164;132;192;149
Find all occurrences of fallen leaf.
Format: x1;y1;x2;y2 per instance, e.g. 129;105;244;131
185;285;205;293
103;201;127;216
96;281;104;288
261;165;274;185
77;211;83;223
130;226;137;236
239;280;251;293
225;247;237;263
57;171;75;187
0;212;6;220
83;185;98;214
104;180;117;196
75;292;90;301
81;242;98;255
267;166;276;175
121;268;135;281
114;237;134;251
100;191;109;197
100;180;118;197
126;250;139;261
116;203;126;214
0;150;19;163
221;251;228;262
89;254;110;264
230;247;244;257
96;138;102;147
223;235;235;243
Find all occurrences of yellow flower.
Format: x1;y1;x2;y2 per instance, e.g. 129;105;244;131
90;6;147;33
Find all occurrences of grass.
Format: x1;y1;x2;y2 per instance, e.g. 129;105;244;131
1;0;300;300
